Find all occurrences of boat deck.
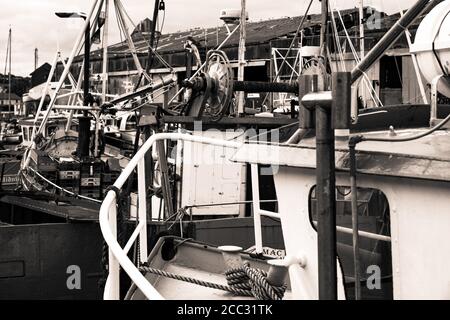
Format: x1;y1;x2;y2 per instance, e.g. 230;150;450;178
232;129;450;182
0;195;100;222
130;237;292;300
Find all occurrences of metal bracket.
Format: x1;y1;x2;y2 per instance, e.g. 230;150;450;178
430;74;444;127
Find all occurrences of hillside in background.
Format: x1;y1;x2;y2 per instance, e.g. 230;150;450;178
0;73;31;97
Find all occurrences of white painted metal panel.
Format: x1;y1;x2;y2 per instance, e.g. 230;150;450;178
181;130;246;215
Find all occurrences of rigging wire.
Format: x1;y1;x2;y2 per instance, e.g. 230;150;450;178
27;167;102;204
261;0;314;107
114;2;132;79
329;1;347;72
333;3;384;108
116;0;172;71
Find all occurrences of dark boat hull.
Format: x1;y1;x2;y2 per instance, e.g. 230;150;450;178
0;222;103;300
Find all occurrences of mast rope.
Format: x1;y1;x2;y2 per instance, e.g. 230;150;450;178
138;262;286;300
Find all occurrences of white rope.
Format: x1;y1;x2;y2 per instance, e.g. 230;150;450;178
27;167;102;204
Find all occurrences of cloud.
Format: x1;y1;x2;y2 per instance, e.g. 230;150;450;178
0;0;415;77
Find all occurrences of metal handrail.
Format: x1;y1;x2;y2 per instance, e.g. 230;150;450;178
99;132;240;300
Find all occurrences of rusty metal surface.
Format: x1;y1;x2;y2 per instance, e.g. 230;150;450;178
231;129;450;182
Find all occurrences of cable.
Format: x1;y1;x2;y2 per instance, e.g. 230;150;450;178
358;112;450;142
249;122;299;142
27;167;102;203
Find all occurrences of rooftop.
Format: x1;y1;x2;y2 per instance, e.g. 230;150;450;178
84;5;425;62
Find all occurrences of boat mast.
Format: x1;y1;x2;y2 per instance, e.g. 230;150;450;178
358;0;365;108
359;0;364;60
8;27;11;117
34;48;38;71
237;0;247;115
135;0;161;90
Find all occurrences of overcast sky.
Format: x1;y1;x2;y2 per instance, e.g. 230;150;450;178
0;0;416;77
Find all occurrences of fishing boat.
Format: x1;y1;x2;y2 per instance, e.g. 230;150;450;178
97;0;450;300
1;0;448;301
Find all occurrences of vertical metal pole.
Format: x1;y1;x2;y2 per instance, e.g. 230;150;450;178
144;126;153;216
349;142;361;300
186;48;192;79
156;140;174;218
102;0;109;104
316;101;337;300
299;74;317;129
358;0;365;105
237;0;247;115
84;20;91;112
319;0;328;56
317;0;337;300
78;18;92;159
251;164;263;254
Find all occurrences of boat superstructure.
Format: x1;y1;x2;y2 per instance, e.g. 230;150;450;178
97;0;450;300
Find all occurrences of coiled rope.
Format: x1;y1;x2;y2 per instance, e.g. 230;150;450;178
138;262;286;300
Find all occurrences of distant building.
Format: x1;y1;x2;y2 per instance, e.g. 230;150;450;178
55;6;434;109
0;92;22;117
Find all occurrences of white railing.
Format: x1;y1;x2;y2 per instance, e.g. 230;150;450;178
99;132;240;300
251;164;281;255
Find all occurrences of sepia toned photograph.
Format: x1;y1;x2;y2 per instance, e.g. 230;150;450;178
0;0;448;305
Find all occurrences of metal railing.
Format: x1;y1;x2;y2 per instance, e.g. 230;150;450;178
99;132;240;300
99;132;393;300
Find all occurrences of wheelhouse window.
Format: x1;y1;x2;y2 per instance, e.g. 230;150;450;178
310;186;392;300
125;116;137;131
